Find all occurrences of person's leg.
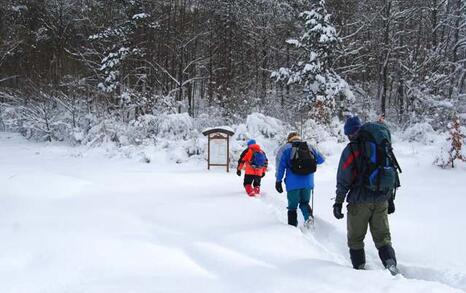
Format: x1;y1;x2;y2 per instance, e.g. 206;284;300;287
347;203;371;249
287;210;298;227
349;249;366;270
298;188;312;221
378;245;397;269
347;203;371;269
253;176;261;194
369;201;392;249
243;174;253;186
243;174;255;196
287;190;300;226
369;201;397;269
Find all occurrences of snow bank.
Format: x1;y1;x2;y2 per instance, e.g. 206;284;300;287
399;122;441;145
76;111;344;167
1;104;353;167
4;99;427;167
230;113;345;166
0;106;21;131
230;113;287;163
302;117;345;156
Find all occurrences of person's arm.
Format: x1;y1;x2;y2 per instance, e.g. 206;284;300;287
311;146;325;165
275;144;287;178
335;145;358;203
276;147;290;183
274;145;285;175
263;152;269;174
237;148;248;170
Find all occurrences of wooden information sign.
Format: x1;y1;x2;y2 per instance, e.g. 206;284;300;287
202;127;234;172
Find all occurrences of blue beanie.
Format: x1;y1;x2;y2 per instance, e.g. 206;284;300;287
247;139;256;146
344;116;361;135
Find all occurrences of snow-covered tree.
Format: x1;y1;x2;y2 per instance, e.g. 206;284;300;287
271;0;353;124
435;115;466;168
87;2;152;95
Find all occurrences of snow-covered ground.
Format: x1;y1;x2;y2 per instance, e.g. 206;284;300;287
0;132;465;293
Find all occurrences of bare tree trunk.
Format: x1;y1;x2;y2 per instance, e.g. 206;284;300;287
379;0;392;116
261;38;267;103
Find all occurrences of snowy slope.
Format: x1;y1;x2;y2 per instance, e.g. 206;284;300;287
0;132;464;293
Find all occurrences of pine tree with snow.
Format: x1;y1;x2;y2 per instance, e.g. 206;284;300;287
87;1;154;95
271;0;353;123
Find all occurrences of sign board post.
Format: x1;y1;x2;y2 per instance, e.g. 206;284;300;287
202;127;234;172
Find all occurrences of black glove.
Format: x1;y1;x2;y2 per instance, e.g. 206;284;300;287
261;172;265;178
333;203;344;219
236;170;241;176
275;181;283;193
388;199;395;214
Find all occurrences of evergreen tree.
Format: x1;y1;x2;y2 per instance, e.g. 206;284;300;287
271;0;353;123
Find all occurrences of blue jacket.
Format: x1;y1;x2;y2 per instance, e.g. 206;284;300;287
275;141;325;192
335;141;392;204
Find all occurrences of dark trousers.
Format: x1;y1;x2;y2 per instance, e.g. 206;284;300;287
347;201;392;250
243;174;262;187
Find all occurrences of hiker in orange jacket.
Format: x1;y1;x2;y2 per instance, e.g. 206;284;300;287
237;139;268;196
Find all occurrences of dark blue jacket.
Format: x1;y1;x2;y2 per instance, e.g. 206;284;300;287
275;141;325;192
335;142;392;204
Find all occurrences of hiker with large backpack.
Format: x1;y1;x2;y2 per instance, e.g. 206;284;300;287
237;139;268;197
333;115;402;275
275;132;325;228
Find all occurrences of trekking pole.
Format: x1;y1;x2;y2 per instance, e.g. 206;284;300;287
311;188;314;218
388;148;402;173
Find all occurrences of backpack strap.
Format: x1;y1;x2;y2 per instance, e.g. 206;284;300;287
290;143;298;160
349;142;359;174
290;141;303;160
348;142;364;187
387;147;402;173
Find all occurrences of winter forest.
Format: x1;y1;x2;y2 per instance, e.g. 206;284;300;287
1;0;465;144
1;1;466;292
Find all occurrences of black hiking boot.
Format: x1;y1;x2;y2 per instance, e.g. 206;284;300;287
385;259;399;276
378;245;399;275
287;210;298;227
349;248;366;270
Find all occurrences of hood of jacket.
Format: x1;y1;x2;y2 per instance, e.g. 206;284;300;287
248;144;261;152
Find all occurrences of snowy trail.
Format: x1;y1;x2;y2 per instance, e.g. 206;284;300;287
0;133;465;293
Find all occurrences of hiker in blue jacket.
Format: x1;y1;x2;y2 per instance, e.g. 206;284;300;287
275;132;325;227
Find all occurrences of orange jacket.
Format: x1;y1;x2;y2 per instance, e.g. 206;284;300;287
237;144;268;176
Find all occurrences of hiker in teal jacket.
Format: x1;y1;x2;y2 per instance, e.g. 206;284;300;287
333;116;400;275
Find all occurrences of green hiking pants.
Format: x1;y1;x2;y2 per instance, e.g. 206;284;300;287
347;201;392;250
